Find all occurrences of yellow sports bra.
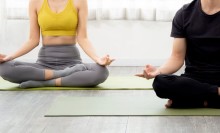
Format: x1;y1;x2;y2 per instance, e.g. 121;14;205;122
38;0;78;36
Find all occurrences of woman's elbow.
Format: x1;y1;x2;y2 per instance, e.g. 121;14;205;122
77;35;88;43
29;38;40;46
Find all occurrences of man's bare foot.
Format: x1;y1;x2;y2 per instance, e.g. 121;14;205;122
204;100;208;107
165;99;208;108
218;87;220;95
165;99;172;108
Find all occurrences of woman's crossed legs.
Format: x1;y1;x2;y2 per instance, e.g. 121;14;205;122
0;61;108;88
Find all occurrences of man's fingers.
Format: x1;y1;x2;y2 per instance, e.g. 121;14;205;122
135;74;144;77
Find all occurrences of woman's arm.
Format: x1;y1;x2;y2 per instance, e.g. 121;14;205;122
75;0;114;66
0;0;40;63
136;38;186;79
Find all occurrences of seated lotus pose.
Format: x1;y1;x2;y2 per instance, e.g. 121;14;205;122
0;0;114;88
136;0;220;108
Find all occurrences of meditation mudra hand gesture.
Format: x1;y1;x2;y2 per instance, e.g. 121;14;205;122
135;65;160;79
0;54;12;63
96;55;114;66
0;0;114;88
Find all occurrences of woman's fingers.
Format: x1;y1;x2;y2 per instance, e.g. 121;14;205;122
108;58;115;65
0;54;5;57
103;55;115;66
0;54;6;59
97;56;113;66
0;54;7;63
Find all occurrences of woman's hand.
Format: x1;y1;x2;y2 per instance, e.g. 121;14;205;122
96;55;115;66
135;64;160;79
0;54;12;63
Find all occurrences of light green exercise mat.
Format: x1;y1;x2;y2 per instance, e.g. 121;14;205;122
45;91;220;116
0;76;153;91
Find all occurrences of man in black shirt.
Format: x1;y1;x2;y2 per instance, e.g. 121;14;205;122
137;0;220;108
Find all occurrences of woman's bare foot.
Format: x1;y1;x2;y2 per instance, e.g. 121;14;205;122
55;78;61;87
165;99;172;108
45;69;53;80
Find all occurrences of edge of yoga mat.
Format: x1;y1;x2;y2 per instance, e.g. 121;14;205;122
0;76;153;91
45;93;220;116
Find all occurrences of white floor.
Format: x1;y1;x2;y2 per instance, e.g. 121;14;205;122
0;67;219;133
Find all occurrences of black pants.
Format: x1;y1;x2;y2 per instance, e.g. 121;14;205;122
153;74;220;108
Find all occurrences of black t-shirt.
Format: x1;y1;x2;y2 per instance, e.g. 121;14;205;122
171;0;220;79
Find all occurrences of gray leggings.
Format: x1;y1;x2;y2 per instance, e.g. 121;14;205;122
0;45;109;87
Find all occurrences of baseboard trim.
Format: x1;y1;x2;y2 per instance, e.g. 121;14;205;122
17;58;166;67
83;58;166;66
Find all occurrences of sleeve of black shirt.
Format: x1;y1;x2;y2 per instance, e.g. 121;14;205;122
171;7;185;38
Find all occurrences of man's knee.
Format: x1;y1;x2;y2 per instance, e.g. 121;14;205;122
153;75;170;98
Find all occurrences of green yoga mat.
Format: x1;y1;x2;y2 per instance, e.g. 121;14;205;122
45;91;220;116
0;76;153;91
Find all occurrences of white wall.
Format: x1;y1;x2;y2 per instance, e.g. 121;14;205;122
2;20;173;66
2;0;188;66
0;0;6;46
86;20;173;66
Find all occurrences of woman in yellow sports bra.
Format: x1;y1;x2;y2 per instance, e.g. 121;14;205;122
0;0;114;88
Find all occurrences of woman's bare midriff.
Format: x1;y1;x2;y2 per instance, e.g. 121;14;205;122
42;36;77;46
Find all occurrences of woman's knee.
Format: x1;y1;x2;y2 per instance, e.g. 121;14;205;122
86;64;109;85
0;61;18;82
0;61;14;78
94;65;109;83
